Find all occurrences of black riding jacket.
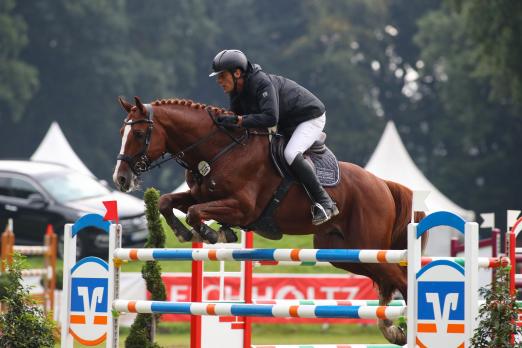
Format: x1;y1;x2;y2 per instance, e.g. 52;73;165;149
229;64;325;132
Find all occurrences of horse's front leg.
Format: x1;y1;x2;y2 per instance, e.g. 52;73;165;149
186;198;247;244
159;191;198;243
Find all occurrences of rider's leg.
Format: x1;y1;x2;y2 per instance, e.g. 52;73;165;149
284;114;339;225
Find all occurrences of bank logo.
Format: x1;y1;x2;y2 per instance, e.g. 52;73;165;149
416;261;465;347
71;278;108;325
69;257;109;345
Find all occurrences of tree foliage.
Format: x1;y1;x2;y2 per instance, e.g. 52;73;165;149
471;266;521;347
0;254;56;348
1;0;521;223
0;0;38;122
450;0;522;106
414;1;522;217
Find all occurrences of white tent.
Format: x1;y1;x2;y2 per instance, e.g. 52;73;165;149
365;121;474;221
366;121;475;256
31;122;96;177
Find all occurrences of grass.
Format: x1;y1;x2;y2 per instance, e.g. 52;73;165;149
62;322;386;347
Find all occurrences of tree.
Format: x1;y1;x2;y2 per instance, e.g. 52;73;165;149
0;0;38;123
414;3;522;219
450;0;522;107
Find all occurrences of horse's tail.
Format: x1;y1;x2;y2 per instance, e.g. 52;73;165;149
377;180;428;346
385;180;428;251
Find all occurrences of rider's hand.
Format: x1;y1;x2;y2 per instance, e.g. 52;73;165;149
216;114;241;127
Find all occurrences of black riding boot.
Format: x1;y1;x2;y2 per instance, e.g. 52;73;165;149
290;153;339;225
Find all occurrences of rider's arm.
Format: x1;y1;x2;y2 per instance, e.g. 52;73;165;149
229;93;242;114
241;77;279;128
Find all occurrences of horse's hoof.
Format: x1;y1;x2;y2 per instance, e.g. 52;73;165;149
199;224;219;244
220;227;238;243
190;229;203;242
176;229;194;243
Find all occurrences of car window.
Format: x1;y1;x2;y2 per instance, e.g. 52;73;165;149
40;172;110;203
0;176;9;196
10;177;39;199
0;175;39;199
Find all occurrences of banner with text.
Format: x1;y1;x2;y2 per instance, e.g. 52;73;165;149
162;273;378;324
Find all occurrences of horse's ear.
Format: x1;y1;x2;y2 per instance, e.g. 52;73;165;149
118;96;132;113
134;96;146;115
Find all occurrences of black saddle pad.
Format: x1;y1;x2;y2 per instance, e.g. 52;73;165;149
270;133;340;187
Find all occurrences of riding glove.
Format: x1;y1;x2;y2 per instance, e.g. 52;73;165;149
216;114;240;126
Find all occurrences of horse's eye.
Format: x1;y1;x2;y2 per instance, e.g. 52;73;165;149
133;130;145;140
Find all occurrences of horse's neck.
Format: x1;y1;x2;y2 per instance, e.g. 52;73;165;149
157;106;232;164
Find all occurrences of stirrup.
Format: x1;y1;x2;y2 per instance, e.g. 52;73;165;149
311;203;330;225
310;203;339;225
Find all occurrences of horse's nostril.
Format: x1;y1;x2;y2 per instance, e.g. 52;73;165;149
118;176;126;187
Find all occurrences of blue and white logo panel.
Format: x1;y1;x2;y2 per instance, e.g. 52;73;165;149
69;257;109;345
416;260;466;347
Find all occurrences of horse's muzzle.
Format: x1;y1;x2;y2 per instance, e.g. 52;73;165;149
116;175;130;192
113;167;134;192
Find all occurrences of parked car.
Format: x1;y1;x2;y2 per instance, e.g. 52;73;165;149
0;160;148;258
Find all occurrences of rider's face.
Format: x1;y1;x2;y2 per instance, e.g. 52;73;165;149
216;70;242;94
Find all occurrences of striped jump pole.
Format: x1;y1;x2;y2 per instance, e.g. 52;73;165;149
417;256;508;268
12;245;49;255
254;257;508;269
254;260;331;267
251;345;404;348
114;248;407;263
113;300;406;320
114;247;508;269
252;300;406;307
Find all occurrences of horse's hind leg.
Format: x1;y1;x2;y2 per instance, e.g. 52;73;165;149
376;264;407;346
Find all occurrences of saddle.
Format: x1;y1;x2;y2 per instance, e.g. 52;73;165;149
242;132;340;239
270;132;340;187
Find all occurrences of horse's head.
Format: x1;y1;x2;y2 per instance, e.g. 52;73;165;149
113;96;166;192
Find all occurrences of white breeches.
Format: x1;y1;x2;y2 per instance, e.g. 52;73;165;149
284;113;326;165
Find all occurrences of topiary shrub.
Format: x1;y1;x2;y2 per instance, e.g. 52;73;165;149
125;188;166;348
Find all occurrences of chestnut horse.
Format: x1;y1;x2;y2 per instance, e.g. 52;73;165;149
113;96;425;345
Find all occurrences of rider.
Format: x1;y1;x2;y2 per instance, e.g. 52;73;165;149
209;49;339;225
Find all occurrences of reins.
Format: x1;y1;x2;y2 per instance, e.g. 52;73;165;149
118;104;270;178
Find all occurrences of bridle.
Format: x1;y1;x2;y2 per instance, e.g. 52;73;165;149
117;104;252;178
117;104;155;175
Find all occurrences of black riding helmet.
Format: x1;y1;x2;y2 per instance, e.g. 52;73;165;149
209;49;248;77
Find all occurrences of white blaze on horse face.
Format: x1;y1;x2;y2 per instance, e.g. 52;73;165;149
113;125;132;188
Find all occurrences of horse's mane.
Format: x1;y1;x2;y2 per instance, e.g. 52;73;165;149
150;98;233;115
